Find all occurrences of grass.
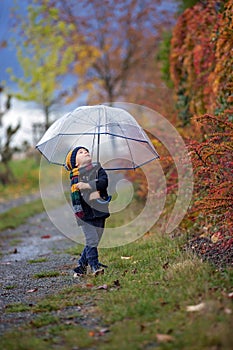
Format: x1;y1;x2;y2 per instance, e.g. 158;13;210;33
0;199;44;231
0;158;40;201
33;271;60;279
5;303;32;313
28;258;48;264
0;157;46;232
4;285;17;290
8;238;22;246
1;233;233;350
29;313;60;328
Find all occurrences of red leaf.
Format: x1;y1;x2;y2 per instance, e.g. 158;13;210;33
41;235;51;239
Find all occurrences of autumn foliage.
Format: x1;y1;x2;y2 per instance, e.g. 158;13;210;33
188;112;233;240
167;0;233;244
170;0;233;123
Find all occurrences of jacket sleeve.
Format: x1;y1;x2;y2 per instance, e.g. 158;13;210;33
88;167;108;191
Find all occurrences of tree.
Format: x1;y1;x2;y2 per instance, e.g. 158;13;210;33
35;0;174;104
0;87;20;184
7;1;89;131
0;86;11;127
156;31;173;89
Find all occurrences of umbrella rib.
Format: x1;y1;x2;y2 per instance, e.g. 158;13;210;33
103;156;159;170
56;131;149;143
116;122;136;168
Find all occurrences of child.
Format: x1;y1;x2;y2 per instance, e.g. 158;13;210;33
65;146;110;276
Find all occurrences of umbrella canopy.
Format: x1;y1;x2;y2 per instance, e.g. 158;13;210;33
36;105;159;170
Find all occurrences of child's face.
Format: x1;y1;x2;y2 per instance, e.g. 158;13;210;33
75;148;92;167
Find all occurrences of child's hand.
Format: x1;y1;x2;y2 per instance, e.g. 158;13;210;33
76;182;91;190
89;191;100;200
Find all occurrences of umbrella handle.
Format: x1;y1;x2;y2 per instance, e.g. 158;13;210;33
96;195;112;204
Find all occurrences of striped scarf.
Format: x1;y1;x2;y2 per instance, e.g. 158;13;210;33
70;167;84;220
69;163;94;220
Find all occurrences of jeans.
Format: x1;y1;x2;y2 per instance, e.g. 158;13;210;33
78;218;105;268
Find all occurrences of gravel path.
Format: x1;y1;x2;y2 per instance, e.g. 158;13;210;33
0;192;42;214
0;208;87;335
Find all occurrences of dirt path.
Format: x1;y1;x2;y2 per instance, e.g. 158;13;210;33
0;208;86;335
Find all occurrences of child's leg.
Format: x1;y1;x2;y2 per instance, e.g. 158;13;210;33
94;218;105;242
78;246;88;267
82;219;106;274
81;221;100;267
74;221;98;275
73;245;88;276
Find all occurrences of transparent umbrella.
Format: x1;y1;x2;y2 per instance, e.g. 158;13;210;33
36;105;159;170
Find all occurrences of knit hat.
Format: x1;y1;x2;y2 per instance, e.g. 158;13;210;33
65;146;89;170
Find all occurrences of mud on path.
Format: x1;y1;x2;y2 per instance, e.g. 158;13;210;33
0;207;98;336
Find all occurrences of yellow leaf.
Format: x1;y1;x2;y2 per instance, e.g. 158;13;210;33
211;232;221;243
156;334;174;343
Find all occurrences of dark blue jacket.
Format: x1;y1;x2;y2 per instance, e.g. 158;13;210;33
78;162;110;222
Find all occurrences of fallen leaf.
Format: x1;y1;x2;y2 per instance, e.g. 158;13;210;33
210;234;219;243
186;302;206;312
96;284;108;290
26;288;38;293
121;256;131;260
89;331;95;337
140;324;146;332
99;327;110;335
86;283;94;288
64;320;75;325
224;308;232;314
156;333;174;343
159;299;168;306
113;279;121;287
0;262;11;265
150;281;160;286
41;235;51;239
